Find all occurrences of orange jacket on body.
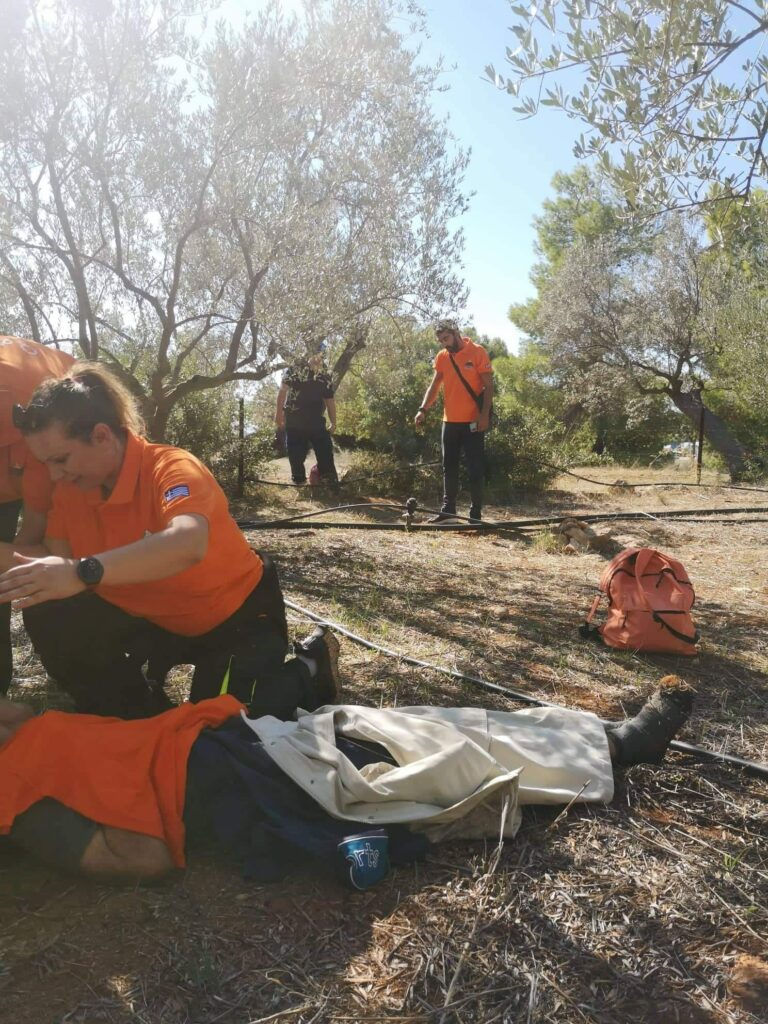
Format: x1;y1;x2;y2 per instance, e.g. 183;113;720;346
0;696;243;867
45;431;264;635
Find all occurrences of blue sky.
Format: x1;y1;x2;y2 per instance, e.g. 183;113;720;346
219;0;582;351
417;1;581;350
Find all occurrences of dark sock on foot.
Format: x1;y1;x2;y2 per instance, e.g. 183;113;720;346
606;676;695;767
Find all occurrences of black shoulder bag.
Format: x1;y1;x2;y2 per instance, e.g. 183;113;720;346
448;352;494;431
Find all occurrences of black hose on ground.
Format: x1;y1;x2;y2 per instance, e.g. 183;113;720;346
285;598;768;781
238;501;768;533
249;452;768;494
238;500;526;532
525;458;768;495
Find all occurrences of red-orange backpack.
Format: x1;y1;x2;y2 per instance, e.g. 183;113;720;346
580;548;699;655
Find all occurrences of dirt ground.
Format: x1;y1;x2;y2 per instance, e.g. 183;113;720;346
1;463;767;1024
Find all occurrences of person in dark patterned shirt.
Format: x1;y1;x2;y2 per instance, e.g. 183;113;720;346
275;351;338;487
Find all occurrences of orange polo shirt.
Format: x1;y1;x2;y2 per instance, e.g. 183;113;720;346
0;336;74;508
433;338;493;423
0;696;243;868
45;432;264;636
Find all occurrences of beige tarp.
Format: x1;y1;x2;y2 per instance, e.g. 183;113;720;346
243;704;614;842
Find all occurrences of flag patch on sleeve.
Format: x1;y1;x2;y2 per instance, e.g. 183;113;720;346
164;484;190;504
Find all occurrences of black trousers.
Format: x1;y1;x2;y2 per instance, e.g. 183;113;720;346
285;425;338;484
441;422;485;517
23;556;315;720
0;499;22;694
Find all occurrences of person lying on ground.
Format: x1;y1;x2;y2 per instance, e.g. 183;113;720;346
0;362;338;719
0;650;695;884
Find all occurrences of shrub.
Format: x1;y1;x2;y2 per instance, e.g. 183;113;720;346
339;451;435;499
484;408;562;495
165;387;274;493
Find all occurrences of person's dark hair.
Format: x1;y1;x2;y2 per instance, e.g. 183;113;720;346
16;362;145;440
435;319;460;335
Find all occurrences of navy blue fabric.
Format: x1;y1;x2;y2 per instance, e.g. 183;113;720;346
0;500;21;692
184;717;429;881
440;421;485;517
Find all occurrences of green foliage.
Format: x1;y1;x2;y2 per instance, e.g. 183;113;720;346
702;388;768;477
508;165;761;473
339;451;432;498
533;168;625;271
335;321;437;460
484;407;561;493
336;318;565;493
1;0;468;438
164;385;274;492
510;167;651;342
490;1;768;212
165;385;240;464
492;345;562;421
699;193;768;474
705;189;768;279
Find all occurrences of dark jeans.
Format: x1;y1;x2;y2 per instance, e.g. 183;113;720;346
285;425;338;484
23;556;315;720
441;422;485;518
0;500;22;693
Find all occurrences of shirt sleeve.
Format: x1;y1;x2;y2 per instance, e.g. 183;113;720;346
320;373;335;399
45;489;68;542
476;346;493;374
152;449;227;527
21;455;55;513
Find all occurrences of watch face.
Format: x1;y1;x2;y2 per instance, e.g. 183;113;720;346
78;557;104;586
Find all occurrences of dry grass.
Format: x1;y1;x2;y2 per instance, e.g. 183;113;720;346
1;468;767;1024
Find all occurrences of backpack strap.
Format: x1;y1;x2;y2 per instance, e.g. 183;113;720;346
635;549;699;645
651;612;700;645
584;593;603;624
579;592;604;640
448;352;483;411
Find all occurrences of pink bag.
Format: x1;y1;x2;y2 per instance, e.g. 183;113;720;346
582;547;699;655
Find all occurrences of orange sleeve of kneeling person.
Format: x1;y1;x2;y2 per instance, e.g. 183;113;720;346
21;455;55;514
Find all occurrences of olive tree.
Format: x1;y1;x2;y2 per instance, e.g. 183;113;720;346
0;0;467;437
536;219;755;478
488;0;768;213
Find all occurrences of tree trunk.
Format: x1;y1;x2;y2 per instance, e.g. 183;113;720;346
669;387;752;481
331;324;368;387
146;401;171;443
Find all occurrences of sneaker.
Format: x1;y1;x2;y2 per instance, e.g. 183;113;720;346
427;512;459;523
294;626;341;705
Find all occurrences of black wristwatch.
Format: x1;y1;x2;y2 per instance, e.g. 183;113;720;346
76;556;105;587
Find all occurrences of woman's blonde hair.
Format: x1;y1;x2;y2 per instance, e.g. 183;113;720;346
18;361;146;440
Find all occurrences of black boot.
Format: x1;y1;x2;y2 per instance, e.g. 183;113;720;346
605;676;695;766
294;626;341;706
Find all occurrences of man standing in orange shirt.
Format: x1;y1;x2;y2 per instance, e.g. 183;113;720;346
0;337;74;691
414;321;493;523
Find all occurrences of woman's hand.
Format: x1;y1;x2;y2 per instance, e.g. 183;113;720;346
0;553;86;609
